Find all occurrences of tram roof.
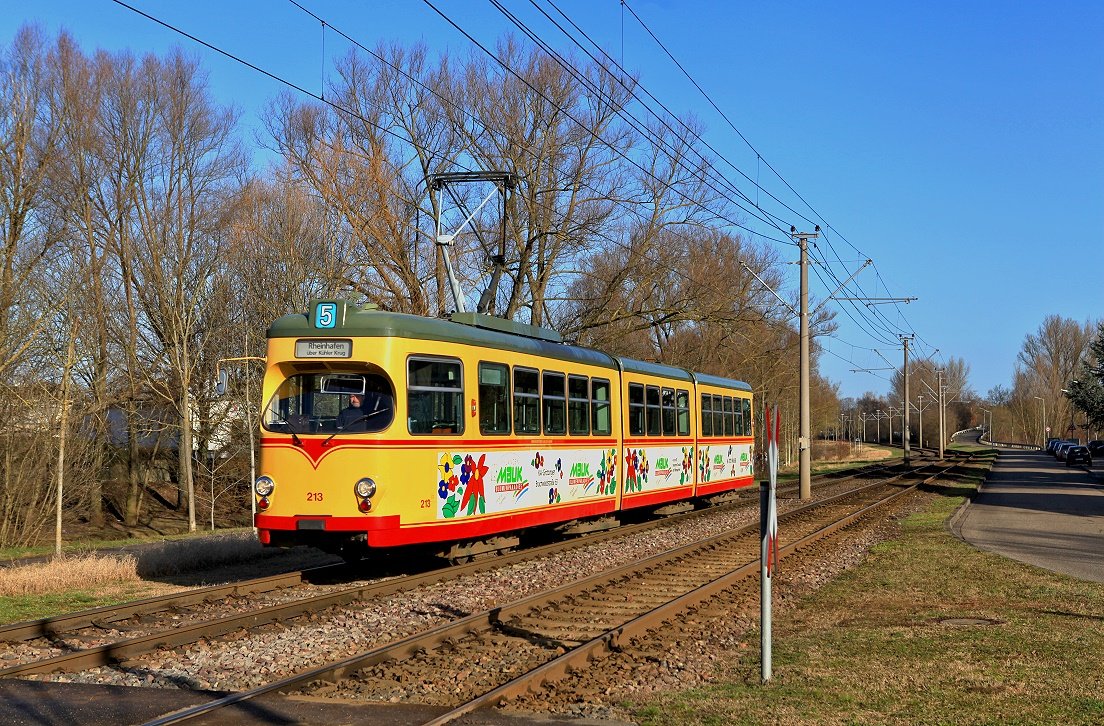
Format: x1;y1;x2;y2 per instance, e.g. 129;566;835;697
269;302;752;392
268;306;619;370
615;357;693;382
691;371;753;393
614;358;751;392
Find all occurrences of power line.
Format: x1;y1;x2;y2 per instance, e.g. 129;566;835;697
532;0;819;233
492;0;789;237
109;0;797;338
608;0;929;364
444;0;922;359
421;0;791;245
620;0;829;236
110;0;939;395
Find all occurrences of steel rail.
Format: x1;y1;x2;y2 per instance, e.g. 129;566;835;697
0;484;759;677
427;482;925;724
427;465;956;724
137;464;949;725
0;459;895;672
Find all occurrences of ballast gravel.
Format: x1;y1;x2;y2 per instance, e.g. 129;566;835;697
24;478;924;720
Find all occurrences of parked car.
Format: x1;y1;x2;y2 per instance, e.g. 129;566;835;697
1087;440;1104;456
1045;437;1063;453
1046;434;1073;452
1065;446;1092;467
1054;442;1077;460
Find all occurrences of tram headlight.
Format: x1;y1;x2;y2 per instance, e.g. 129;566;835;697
255;476;275;497
354;478;377;499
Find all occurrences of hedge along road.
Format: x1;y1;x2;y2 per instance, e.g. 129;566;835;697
952;447;1104;583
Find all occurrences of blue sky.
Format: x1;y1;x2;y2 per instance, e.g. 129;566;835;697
5;1;1102;400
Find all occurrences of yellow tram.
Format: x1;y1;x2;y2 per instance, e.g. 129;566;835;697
254;300;753;557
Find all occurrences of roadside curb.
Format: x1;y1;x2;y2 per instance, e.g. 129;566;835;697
947;452;996;540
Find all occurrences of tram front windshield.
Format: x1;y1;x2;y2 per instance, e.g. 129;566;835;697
263;372;394;434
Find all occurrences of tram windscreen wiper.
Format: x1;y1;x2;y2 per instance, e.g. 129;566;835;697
270;416;304;446
321;408;389;446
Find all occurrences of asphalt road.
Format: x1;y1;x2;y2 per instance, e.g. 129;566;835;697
953;446;1104;583
0;680;628;725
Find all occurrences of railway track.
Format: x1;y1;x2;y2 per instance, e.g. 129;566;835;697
0;455;979;726
0;461;905;681
130;460;961;725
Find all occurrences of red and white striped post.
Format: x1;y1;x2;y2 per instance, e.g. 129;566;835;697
761;403;780;682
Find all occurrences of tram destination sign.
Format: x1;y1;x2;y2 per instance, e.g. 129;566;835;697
295;339;353;358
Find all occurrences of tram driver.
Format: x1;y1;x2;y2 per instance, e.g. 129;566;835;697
337;378;394;432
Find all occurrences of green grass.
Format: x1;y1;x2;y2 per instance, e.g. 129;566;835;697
0;590;139;624
632;464;1104;725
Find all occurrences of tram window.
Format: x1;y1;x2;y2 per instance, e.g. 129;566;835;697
712;394;724;437
742;398;752;435
661;387;676;436
314;392;341;420
407;357;463;435
734;397;743;436
592;378;611;435
646;386;661;436
701;394;713;436
263;372;394;435
543;371;566;435
723;396;734;437
628;383;645;436
320;374;365;395
478;363;510;435
676;389;690;436
513;367;540;435
568;375;589;435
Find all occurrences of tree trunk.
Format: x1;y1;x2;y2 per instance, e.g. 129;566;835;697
179;386;196;532
125;416;143;525
55;329;77;555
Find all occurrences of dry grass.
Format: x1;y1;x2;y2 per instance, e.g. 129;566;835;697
0;532;265;598
778;444;896;477
0;531;279;623
0;553;138;597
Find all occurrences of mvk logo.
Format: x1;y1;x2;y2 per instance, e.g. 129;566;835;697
569;462;590;478
655;457;670;470
497;466;524;483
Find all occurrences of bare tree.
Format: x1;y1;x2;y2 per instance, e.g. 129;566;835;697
43;31;120;528
0;25;61;379
265;43;456;314
129;49;244;532
0;25;69;548
442;39;632;324
1013;315;1094;442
